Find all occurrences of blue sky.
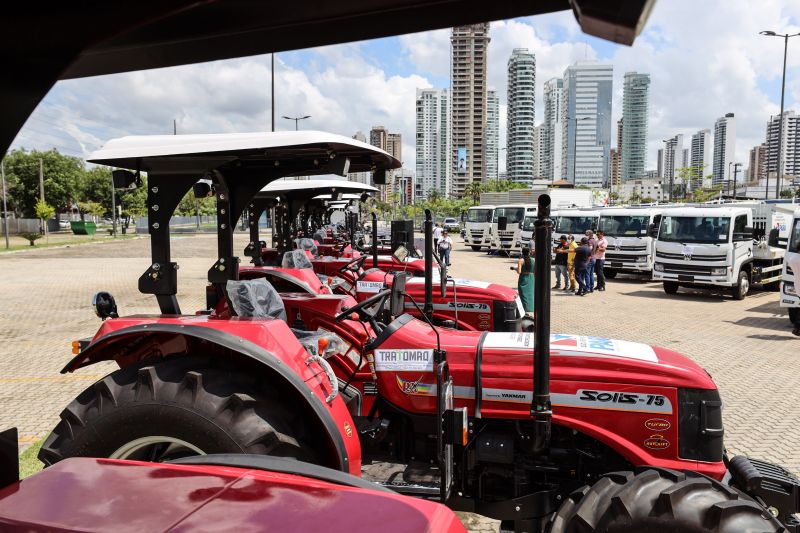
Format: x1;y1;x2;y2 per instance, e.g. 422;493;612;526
10;1;800;174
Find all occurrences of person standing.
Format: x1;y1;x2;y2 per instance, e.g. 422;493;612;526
553;235;569;290
584;230;597;293
438;229;453;266
514;246;535;314
433;223;443;248
594;229;608;291
566;234;578;292
574;237;591;296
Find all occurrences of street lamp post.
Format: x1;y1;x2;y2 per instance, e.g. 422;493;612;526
760;30;800;199
282;115;311;130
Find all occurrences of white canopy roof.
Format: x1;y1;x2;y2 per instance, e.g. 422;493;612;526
256;178;378;200
87;130;399;175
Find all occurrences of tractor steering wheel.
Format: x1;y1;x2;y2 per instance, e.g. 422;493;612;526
339;254;367;276
335;288;390;334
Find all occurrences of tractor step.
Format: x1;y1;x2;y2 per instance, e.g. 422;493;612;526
361;458;441;498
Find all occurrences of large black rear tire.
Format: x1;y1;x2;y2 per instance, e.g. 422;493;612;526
39;357;317;465
548;468;782;533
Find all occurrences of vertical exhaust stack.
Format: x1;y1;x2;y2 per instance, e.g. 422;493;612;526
531;194;553;454
424;209;433;320
372;212;378;269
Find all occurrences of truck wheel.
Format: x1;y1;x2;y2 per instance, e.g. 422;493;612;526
604;269;618;279
471;245;481;251
732;271;749;300
663;281;679;295
39;357;317;466
548;468;782;533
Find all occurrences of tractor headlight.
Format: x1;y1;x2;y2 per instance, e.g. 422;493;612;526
654;263;664;272
785;282;797;296
711;267;727;276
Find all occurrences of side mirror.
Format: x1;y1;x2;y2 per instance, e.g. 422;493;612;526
112;169;140;189
497;216;508;231
648;223;658;238
391;272;408;316
373;169;387;185
92;291;118;320
393;245;409;262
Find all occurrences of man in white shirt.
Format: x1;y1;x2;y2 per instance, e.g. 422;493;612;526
788;242;800;337
438;229;454;266
433;223;443;248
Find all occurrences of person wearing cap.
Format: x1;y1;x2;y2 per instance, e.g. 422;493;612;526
553;235;569;290
438;229;453;266
574;237;592;296
584;229;597;294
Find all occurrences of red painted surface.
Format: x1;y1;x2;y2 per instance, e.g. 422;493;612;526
0;458;465;532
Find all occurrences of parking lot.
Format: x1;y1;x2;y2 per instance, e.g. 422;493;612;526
0;233;796;531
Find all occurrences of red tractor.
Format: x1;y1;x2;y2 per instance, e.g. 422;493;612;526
0;429;465;532
38;132;798;533
244;182;526;332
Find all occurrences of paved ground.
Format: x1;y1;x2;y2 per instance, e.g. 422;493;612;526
0;234;796;532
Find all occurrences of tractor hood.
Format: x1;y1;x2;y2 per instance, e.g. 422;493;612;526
0;458;463;532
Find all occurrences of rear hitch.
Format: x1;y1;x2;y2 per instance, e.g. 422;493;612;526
729;455;800;531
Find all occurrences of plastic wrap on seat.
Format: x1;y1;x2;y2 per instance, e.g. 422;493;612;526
291;329;347;359
299;237;319;257
282;249;313;269
313;229;327;242
226;278;286;321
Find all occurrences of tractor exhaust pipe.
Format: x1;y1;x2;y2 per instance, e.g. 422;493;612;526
372;212;378;269
531;194;553;455
424;209;433;320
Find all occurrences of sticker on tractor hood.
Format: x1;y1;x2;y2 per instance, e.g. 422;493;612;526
407;277;492;289
374;349;434;372
405;301;491;313
481;333;657;363
356;280;384;293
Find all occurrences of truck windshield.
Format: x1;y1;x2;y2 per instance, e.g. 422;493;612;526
659;216;731;243
494;207;525;224
790;218;800;253
598;215;649;237
522;216;535;231
554;216;596;234
467;209;493;223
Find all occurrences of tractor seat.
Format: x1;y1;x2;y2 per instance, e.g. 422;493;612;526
282;249;314;269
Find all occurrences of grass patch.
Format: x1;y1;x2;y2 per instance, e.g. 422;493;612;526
0;233;140;253
18;438;45;479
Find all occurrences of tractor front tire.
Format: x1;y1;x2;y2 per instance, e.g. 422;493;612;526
548;468;782;533
39;357;317;466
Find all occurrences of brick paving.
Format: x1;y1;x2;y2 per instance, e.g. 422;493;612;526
0;234;796;532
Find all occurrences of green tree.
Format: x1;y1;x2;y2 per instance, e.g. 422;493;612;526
34;199;55;233
82;201;106;218
4;149;84;217
780;188;799;199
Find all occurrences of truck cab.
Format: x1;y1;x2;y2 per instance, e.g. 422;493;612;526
465;205;494;251
598;207;663;277
550;209;601;246
516;207;540;251
780;208;800;324
490;204;529;255
653;206;785;299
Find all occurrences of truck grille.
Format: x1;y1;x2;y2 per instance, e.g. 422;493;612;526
656;251;727;262
657;262;715;275
612;244;647;251
605;252;646;262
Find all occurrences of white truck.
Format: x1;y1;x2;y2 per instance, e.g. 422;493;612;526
550;209;601;246
652;204;789;299
465;205;495;251
780;208;800;325
491;204;534;256
597;207;665;278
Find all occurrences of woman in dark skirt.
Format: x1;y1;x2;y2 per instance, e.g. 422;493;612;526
515;246;535;315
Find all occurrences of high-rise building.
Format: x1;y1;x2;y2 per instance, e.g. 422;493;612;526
370;126;402;199
621;72;650;181
660;134;684;200
533;123;547;179
690;129;712;190
616;118;624;151
712;113;736;186
486;90;500;181
506;48;536;182
542;78;564;181
348;131;372;184
561;61;613;187
451;23;490;198
610;149;621;188
749;143;769;183
415;88;451;200
766;110;800;182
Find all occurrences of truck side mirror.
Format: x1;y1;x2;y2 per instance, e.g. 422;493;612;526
648;223;658;238
391;272;408;316
497;216;508;231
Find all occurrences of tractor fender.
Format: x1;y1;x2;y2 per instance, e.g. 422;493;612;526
63;323;356;473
